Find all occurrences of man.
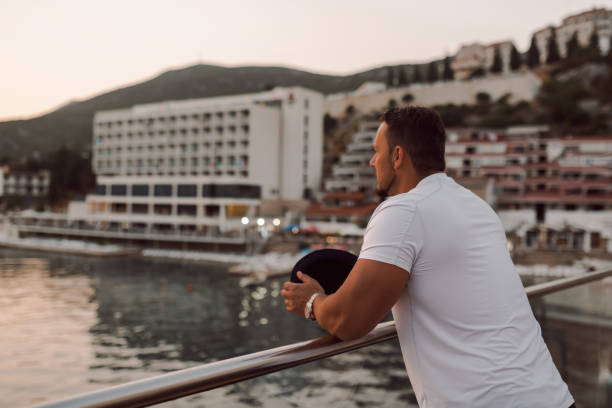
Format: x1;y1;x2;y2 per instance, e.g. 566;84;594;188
281;107;574;407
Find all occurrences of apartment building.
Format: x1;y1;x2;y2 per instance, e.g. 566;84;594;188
0;166;50;198
308;119;611;252
451;40;516;80
534;8;612;62
325;122;377;193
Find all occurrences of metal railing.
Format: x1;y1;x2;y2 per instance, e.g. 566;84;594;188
35;268;612;408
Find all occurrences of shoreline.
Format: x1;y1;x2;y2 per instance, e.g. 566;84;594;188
0;236;609;280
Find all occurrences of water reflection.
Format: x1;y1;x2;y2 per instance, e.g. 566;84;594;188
1;248;608;407
530;279;612;408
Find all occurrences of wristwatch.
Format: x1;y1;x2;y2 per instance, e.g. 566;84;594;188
305;292;323;321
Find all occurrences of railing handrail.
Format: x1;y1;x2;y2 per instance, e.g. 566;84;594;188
35;268;612;408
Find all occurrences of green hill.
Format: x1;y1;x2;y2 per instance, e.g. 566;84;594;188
0;63;425;159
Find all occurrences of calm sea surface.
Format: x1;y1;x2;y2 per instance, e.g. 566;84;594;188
0;249;414;407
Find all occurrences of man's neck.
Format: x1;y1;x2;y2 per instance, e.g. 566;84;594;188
390;170;442;196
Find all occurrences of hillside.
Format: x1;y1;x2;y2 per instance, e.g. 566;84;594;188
0;63;426;159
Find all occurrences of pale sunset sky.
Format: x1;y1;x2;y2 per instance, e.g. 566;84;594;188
0;0;606;120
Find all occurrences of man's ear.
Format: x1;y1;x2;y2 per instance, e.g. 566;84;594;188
392;146;404;170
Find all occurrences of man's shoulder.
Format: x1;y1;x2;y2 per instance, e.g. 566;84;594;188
378;178;446;211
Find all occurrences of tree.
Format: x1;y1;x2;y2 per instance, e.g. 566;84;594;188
323;113;338;133
546;27;561;64
398;67;409;86
565;31;580;59
526;35;540;68
509;44;522;71
442;56;454;80
476;92;491;104
345;104;355;116
588;28;600;57
47;146;96;204
402;93;414;104
413;66;423;83
469;67;485;79
387;99;397;109
427;61;439;83
386;66;395;87
490;46;503;74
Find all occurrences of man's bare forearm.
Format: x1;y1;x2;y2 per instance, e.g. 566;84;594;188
314;294;369;341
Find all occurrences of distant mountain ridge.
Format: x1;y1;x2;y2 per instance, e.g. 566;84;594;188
0;63;425;159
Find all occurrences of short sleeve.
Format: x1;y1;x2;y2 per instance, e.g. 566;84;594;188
358;200;422;274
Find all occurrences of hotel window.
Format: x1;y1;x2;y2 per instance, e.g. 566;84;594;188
304;116;309;126
304;99;309;109
177;205;197;216
154;204;172;215
154;184;173;197
131;203;148;214
204;204;220;217
111;184;127;196
132;184;149;196
95;184;107;195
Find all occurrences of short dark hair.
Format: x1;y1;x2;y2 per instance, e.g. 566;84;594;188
382;106;446;174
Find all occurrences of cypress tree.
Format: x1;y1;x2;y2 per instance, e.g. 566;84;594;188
546;27;561;64
386;66;394;87
427;61;439;83
509;44;522;71
413;66;423;83
398;67;409;86
526;35;540;68
588;28;600;56
490;46;503;73
565;31;580;59
442;56;454;80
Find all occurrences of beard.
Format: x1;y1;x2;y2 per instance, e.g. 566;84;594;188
375;174;395;200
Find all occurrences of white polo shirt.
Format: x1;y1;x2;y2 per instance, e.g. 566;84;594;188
359;173;573;408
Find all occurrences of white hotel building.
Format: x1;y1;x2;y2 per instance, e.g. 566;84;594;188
14;87;323;248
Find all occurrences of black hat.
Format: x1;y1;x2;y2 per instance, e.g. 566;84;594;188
290;249;358;294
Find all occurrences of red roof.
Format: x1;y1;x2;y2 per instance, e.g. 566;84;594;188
322;191;368;200
498;193;612;204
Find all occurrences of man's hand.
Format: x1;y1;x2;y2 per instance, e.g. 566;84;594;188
281;271;325;316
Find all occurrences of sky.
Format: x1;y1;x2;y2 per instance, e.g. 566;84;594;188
0;0;606;121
